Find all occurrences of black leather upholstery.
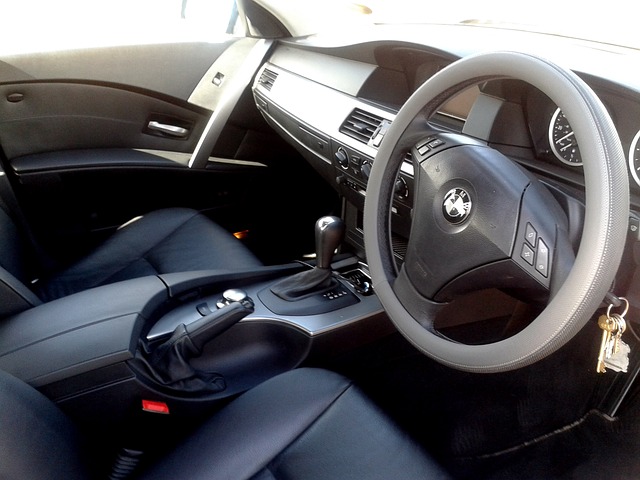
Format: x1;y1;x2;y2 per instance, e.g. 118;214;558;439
26;207;262;302
140;368;450;480
0;369;91;479
0;368;450;479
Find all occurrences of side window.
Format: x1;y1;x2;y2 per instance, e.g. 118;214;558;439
0;0;240;55
182;0;240;33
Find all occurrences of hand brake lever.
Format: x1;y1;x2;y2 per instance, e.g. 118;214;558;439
138;290;255;392
185;293;254;353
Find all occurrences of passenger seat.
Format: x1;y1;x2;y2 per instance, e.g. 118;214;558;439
0;206;263;316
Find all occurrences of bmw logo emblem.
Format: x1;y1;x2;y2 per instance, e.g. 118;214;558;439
442;188;472;224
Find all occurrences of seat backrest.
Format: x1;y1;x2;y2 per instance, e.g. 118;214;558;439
0;369;91;479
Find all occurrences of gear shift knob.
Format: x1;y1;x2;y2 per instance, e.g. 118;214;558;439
315;216;345;269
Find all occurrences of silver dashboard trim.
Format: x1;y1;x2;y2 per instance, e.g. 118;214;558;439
146;277;384;341
253;63;395;159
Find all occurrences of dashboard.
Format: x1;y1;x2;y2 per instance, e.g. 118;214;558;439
251;28;640;271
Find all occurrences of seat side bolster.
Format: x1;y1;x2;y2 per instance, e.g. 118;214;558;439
0;369;92;479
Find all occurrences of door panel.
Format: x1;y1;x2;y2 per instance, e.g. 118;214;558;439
0;40;249;159
0;82;209;158
0;39;269;261
0;42;236;100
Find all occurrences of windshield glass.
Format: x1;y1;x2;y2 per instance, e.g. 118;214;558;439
316;0;638;50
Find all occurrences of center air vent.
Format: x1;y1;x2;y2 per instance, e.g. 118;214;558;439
340;108;384;144
258;69;278;91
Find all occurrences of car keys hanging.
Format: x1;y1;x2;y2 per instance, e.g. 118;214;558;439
597;297;630;373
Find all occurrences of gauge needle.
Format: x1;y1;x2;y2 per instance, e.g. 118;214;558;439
556;131;575;144
560;142;576;152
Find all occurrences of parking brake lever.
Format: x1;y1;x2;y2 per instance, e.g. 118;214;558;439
186;290;254;352
160;289;254;356
138;290;254;393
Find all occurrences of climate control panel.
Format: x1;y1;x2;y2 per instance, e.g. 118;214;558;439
332;141;412;203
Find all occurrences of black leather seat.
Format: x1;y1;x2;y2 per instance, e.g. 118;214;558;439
0;367;451;479
35;207;263;301
0;206;263;314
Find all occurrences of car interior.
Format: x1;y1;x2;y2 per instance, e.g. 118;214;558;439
1;0;639;479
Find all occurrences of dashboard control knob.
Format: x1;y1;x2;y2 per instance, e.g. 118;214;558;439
335;147;349;169
394;177;408;198
361;161;372;180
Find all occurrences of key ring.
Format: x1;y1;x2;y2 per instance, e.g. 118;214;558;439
606;296;629;319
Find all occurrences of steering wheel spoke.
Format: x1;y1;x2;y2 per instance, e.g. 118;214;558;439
510;180;575;297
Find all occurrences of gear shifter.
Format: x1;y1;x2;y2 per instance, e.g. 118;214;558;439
269;216;345;301
262;215;358;314
315;216;346;269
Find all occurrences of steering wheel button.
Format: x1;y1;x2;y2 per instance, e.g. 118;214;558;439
428;139;444;148
520;243;535;265
536;239;549;277
417;144;430;155
525;223;537;247
629;216;640;240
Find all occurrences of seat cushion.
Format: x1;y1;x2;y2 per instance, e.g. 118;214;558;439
0;367;449;479
36;208;263;301
139;368;451;480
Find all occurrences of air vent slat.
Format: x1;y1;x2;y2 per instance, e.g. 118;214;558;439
392;234;408;260
340;108;384;145
258;69;278;91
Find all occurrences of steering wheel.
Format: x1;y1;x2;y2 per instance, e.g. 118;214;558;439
364;51;629;372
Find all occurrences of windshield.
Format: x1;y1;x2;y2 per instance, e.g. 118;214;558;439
305;0;638;50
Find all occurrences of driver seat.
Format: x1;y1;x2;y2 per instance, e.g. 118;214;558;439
0;367;451;479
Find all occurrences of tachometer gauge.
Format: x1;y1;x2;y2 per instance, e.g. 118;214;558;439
629;129;640;187
548;108;582;166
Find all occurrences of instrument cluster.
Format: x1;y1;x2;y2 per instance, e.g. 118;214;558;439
543;97;640;191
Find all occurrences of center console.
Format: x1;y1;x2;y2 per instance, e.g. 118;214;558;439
0;219;389;437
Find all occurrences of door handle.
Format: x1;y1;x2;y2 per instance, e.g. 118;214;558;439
147;121;190;138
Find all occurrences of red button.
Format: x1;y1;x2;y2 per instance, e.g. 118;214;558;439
142;400;170;414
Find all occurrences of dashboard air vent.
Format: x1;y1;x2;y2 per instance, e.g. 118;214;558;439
340;108;384;144
258;69;278;91
392;234;408;262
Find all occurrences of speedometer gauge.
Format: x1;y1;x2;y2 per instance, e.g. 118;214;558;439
629;129;640;187
548;108;582;166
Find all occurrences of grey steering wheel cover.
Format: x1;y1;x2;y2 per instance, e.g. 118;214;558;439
364;51;629;372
